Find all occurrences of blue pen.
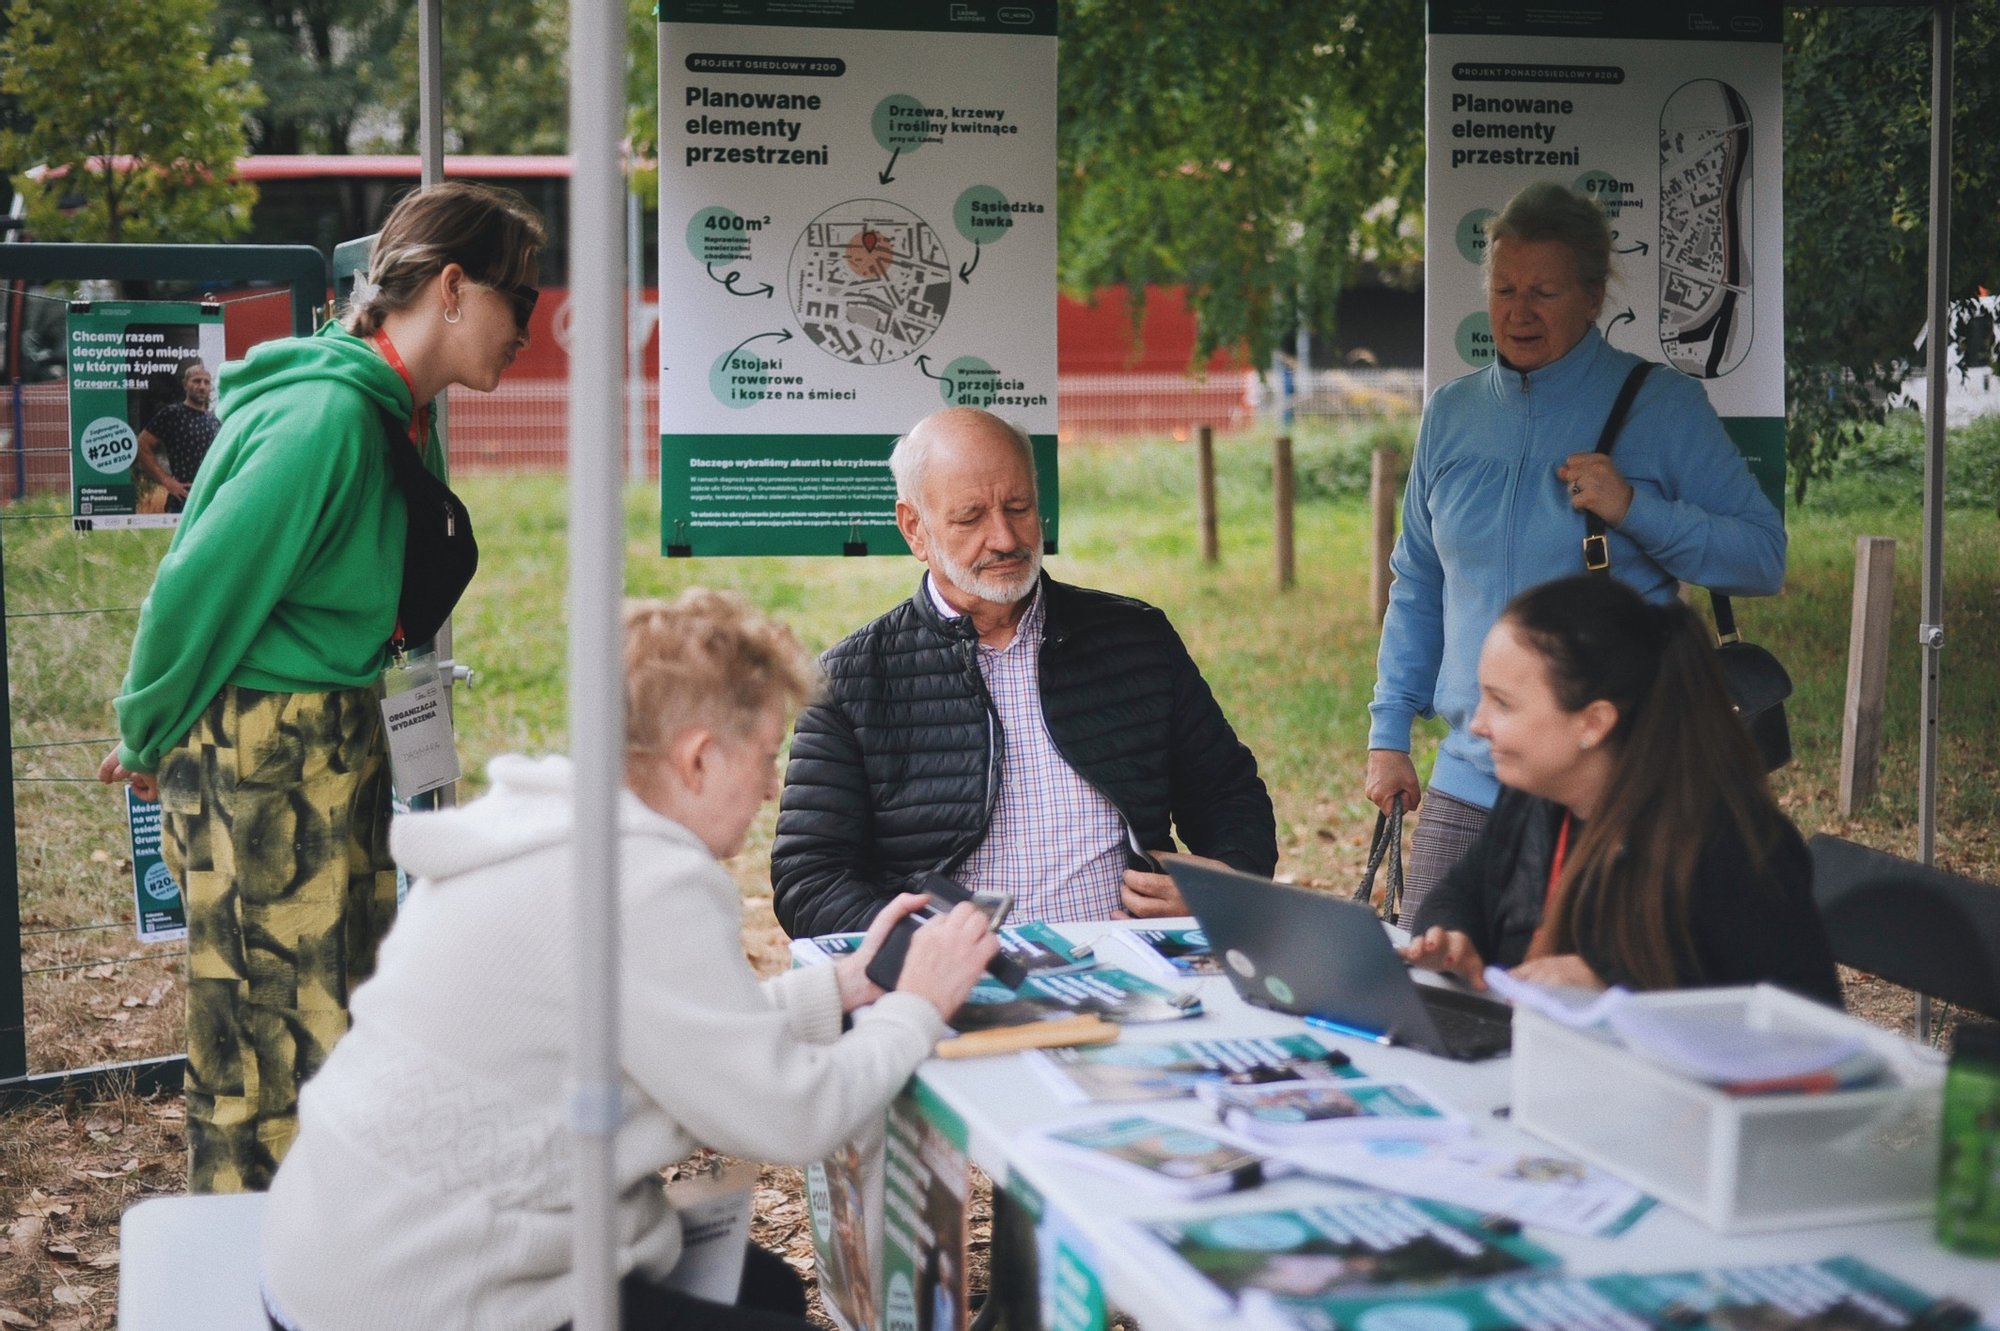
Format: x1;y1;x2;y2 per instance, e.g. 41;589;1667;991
1300;1013;1393;1047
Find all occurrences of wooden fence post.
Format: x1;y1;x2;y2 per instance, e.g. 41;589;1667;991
1370;448;1397;625
1273;434;1295;590
1839;536;1897;815
1197;424;1218;565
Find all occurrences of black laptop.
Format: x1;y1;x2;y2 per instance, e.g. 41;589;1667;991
1167;860;1513;1061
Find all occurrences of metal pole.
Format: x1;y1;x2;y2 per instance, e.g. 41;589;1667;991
569;0;627;1325
627;188;646;482
1916;0;1953;1044
417;0;446;190
415;0;456;802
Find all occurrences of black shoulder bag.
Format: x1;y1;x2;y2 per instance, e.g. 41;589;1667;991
1585;362;1792;771
380;410;478;651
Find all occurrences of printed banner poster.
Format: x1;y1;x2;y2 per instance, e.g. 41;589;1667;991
659;0;1059;556
1425;2;1786;509
67;302;225;530
882;1086;971;1331
126;788;187;945
806;1137;881;1331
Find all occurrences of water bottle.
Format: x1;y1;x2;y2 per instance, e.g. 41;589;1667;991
1937;1022;2000;1254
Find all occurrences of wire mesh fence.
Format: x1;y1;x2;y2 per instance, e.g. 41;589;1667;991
3;284;1420;1078
10;366;1425;485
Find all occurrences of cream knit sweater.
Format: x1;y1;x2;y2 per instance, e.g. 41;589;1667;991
260;755;945;1331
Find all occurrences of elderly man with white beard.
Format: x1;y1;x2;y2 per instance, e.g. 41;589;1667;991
772;406;1277;938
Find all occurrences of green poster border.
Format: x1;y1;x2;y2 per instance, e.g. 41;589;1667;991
1428;1;1780;42
661;432;1060;557
662;0;1057;37
1722;415;1785;515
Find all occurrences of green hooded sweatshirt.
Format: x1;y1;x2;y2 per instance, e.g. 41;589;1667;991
115;323;434;773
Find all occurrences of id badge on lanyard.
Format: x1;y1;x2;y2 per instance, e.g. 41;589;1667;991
380;645;460;797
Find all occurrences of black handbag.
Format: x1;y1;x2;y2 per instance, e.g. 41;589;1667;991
380;410;478;650
1584;363;1793;772
1352;793;1405;922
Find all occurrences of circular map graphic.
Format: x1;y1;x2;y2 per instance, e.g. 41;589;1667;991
788;198;953;366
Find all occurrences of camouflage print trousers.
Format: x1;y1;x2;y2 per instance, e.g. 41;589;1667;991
157;684;398;1194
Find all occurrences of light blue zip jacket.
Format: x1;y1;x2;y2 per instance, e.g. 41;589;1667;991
1368;326;1786;809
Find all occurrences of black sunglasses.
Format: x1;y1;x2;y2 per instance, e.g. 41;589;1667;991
472;279;539;330
496;281;539;330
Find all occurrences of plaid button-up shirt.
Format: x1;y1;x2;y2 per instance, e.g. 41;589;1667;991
930;577;1130;921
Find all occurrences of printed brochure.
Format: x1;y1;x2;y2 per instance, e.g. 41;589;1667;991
1288;1255;1989;1331
1027;1033;1358;1105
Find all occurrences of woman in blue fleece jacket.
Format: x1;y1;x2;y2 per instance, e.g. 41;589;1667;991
1365;182;1785;925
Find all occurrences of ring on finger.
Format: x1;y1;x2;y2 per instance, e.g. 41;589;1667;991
1569;480;1583;496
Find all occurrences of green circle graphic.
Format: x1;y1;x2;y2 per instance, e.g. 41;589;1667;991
142;861;179;905
954;185;1013;246
686;206;755;265
938;355;998;406
873;93;938;153
1455;208;1495;265
1456;311;1496;367
710;347;776;410
1205;1213;1312;1252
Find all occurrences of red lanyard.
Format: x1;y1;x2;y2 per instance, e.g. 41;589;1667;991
369;328;430;450
1544;811;1573;911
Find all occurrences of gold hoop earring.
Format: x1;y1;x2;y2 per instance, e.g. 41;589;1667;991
444;307;461;325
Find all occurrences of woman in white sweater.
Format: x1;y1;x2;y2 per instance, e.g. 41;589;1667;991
259;590;999;1331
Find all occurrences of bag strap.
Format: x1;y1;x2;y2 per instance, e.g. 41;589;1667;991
1711;589;1740;645
1581;362;1656;576
1354;793;1405;921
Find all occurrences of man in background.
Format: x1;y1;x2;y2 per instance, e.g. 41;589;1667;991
135;358;219;514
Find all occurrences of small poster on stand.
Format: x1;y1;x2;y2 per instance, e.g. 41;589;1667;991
66;301;225;530
125;787;186;944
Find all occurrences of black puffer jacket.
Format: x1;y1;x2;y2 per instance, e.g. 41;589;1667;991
1411;786;1841;1005
772;574;1277;937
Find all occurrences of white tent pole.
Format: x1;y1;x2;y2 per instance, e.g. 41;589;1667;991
1917;0;1953;1044
417;0;445;188
416;0;462;810
568;0;628;1325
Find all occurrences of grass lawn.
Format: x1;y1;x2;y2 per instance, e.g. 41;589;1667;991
8;419;2000;1080
2;418;1997;1326
447;422;2000;896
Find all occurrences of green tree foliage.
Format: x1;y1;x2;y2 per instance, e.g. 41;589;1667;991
372;0;582;155
1057;0;1425;368
0;0;262;243
215;0;410;154
1783;3;2000;497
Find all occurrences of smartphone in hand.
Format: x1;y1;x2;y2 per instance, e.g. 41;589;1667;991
864;872;1024;992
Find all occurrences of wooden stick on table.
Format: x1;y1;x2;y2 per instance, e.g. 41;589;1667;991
933;1015;1120;1060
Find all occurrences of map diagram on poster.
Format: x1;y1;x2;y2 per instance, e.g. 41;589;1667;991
792;200;954;364
1657;78;1753;379
659;1;1058;557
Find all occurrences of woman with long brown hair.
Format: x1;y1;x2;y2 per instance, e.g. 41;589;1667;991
1402;575;1839;1002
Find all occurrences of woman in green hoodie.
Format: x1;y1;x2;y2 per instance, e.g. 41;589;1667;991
99;181;546;1193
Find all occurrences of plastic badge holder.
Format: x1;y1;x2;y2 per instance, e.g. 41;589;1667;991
1510;984;1946;1234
